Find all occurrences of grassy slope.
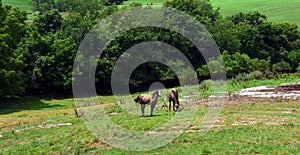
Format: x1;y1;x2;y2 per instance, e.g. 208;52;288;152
2;0;32;11
3;0;300;27
210;0;300;26
123;0;300;28
1;76;300;154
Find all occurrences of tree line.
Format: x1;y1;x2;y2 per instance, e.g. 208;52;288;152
1;0;300;98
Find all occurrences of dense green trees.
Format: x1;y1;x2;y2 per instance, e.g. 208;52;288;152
0;0;300;98
30;0;55;14
197;51;271;78
0;3;27;98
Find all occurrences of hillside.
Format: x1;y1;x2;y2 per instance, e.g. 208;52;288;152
2;0;300;28
2;0;32;11
123;0;300;28
210;0;300;27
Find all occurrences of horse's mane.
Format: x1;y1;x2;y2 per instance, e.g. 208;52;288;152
151;90;160;99
152;90;158;96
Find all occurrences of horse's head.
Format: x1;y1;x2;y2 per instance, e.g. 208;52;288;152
152;90;161;99
157;90;162;97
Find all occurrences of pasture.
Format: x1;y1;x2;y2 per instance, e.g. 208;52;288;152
210;0;300;28
1;76;299;154
2;0;300;27
2;0;32;11
1;0;300;153
123;0;300;28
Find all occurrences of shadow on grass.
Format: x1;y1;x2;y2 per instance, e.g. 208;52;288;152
0;96;72;115
140;114;162;118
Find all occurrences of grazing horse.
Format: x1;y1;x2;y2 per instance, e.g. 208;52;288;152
168;88;180;112
134;90;161;117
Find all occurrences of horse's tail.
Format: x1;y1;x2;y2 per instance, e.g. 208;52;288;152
134;95;140;103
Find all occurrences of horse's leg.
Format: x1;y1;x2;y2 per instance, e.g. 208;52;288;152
169;100;172;112
150;102;156;116
173;102;176;111
141;104;146;117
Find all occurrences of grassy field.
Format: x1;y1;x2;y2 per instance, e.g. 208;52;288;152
2;0;32;12
2;0;300;28
1;96;299;154
1;75;299;154
210;0;300;27
123;0;300;28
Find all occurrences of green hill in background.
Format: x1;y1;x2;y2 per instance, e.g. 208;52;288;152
2;0;300;27
123;0;300;28
2;0;32;11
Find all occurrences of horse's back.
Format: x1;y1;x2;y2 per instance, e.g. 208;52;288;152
139;94;151;104
169;88;178;99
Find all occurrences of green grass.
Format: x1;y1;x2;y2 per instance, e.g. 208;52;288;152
1;97;299;154
210;0;300;26
2;0;32;12
1;76;300;154
2;0;300;28
123;0;300;28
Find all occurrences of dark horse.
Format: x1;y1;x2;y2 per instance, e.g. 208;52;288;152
168;88;180;112
134;90;161;117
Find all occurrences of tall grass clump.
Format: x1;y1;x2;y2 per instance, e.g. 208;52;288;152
198;80;212;97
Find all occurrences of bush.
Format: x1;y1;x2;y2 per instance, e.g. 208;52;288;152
297;63;300;73
232;70;264;82
250;58;270;72
199;80;212;92
250;70;264;80
272;61;292;74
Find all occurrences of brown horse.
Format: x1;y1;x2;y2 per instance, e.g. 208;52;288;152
134;90;161;117
168;88;180;112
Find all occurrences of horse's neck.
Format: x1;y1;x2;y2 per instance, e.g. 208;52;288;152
152;91;159;101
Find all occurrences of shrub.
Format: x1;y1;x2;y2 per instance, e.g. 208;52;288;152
250;70;264;80
199;80;212;92
232;70;264;82
297;63;300;73
250;58;270;72
272;61;292;74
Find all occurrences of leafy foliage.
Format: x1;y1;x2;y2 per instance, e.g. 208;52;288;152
297;63;300;73
272;61;292;74
33;9;62;35
0;3;27;98
198;51;271;78
30;0;55;14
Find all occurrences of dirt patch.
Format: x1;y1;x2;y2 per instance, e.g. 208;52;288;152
234;83;300;100
15;123;72;133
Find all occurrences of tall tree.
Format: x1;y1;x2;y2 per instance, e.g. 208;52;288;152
0;3;27;98
33;9;62;35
